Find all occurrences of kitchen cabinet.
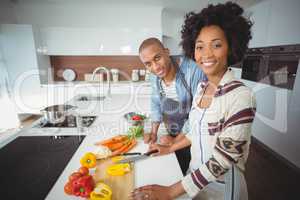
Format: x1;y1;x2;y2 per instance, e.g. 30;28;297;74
247;0;271;48
41;27;161;55
0;24;51;113
248;0;300;47
266;0;300;46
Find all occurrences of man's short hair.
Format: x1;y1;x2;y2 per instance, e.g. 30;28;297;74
139;37;165;53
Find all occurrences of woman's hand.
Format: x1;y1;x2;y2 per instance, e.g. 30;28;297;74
149;143;172;156
130;185;172;200
159;135;175;146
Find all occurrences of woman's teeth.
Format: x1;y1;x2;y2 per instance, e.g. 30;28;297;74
202;61;216;67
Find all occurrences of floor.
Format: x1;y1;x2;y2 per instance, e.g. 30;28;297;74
245;137;300;200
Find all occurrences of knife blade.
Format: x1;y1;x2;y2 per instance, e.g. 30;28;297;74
117;149;159;163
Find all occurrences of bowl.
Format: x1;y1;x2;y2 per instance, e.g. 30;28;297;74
123;112;147;126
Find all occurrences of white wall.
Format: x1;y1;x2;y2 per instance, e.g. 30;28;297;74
12;1;163;55
243;0;300;168
0;0;17;24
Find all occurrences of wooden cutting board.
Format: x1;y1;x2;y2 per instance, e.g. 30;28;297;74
93;158;134;200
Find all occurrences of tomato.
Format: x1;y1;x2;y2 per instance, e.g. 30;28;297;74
68;172;82;182
64;181;73;195
131;115;142;121
78;166;89;176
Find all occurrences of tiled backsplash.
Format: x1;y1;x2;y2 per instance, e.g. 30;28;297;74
50;56;145;81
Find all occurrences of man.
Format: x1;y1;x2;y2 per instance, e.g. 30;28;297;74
138;37;206;174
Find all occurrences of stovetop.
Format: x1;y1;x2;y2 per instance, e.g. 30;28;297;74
37;115;97;128
0;135;85;199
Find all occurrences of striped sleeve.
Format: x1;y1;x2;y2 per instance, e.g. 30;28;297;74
181;87;256;198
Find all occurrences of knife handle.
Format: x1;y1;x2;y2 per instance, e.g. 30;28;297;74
121;152;142;156
144;149;159;156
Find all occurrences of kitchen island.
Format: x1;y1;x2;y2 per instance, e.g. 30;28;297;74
0;93;190;200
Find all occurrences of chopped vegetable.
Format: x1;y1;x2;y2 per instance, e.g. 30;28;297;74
90;182;112;200
106;163;131;176
80;152;97;168
111;156;125;163
128;125;144;138
93;146;112;159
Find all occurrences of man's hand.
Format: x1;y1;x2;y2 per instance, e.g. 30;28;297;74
143;133;158;144
143;133;152;144
149;143;172;156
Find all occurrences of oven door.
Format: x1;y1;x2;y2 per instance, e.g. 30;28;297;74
267;54;299;90
242;55;267;82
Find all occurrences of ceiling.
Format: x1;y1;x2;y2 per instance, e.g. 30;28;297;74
12;0;262;13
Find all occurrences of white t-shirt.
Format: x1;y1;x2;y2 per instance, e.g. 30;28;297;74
161;80;179;101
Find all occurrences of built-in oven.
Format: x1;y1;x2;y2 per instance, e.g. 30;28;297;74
242;44;300;90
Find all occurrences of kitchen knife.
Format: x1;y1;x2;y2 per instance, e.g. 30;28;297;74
120;152;142;156
117;149;159;163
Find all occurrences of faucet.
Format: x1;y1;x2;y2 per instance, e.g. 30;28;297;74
92;66;111;98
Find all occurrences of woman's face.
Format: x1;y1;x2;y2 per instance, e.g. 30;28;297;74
194;25;229;78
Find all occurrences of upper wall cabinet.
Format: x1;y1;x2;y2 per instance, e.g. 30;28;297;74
248;0;300;48
266;0;300;46
247;0;271;48
0;24;51;86
41;27;162;56
0;24;52;113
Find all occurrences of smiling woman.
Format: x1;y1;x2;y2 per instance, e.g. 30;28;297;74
131;2;255;200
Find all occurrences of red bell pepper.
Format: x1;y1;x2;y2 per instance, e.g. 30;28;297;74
131;115;142;121
71;175;95;198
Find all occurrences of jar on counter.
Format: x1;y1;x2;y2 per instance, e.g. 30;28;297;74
144;69;151;81
131;69;139;82
111;69;119;83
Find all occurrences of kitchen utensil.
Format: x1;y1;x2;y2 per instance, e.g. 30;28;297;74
62;68;76;81
40;104;77;124
117;149;158;164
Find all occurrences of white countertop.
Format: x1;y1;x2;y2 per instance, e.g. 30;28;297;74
1;93;191;200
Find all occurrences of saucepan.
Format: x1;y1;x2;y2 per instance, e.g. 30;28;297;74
41;104;77;124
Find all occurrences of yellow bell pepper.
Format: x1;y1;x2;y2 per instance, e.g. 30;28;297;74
111;156;124;163
106;163;130;176
90;182;112;200
80;152;97;168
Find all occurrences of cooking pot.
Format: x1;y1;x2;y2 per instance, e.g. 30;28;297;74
41;104;76;124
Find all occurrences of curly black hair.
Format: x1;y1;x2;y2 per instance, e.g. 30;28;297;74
180;1;253;66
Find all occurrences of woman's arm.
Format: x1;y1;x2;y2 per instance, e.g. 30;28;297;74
181;88;256;198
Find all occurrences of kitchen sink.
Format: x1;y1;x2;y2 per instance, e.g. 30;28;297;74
76;95;106;101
